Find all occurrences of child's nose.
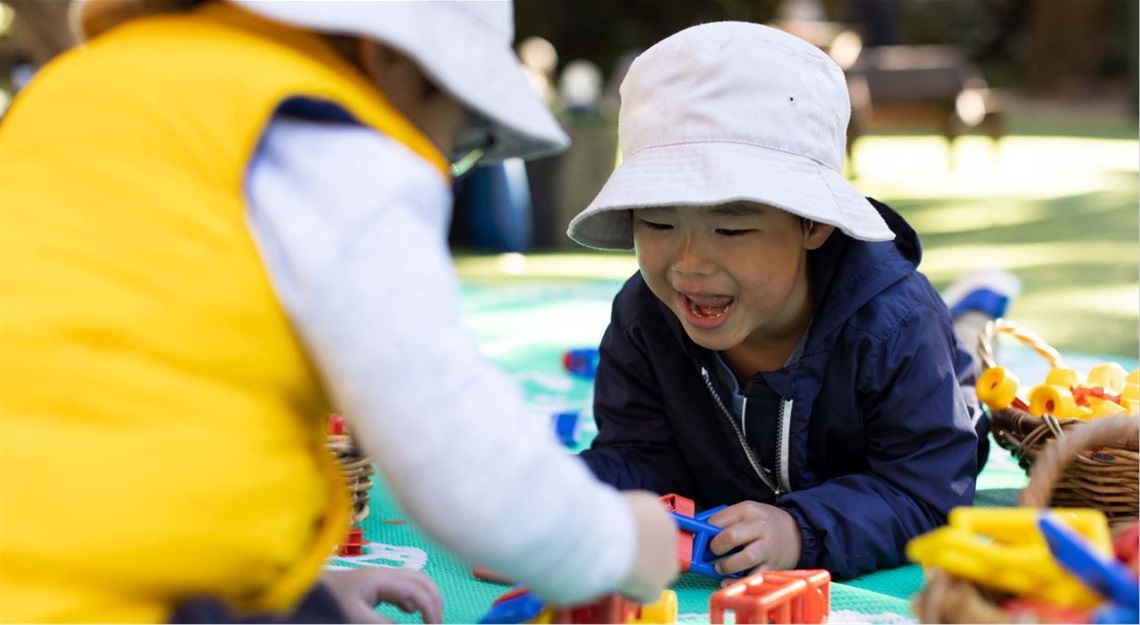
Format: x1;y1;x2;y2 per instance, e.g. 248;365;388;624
671;234;716;276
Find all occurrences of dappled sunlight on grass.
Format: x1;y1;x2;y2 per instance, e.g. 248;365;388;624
853;136;1138;201
920;241;1137;278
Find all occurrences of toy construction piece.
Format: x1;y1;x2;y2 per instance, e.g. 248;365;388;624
906;507;1113;609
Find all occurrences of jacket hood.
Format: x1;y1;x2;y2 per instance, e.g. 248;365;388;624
805;198;921;344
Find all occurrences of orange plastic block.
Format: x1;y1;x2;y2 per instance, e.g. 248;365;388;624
710;569;830;624
473;566;514;585
550;595;639;624
660;493;695;572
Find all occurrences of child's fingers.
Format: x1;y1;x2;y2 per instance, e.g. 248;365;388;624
713;539;770;577
708;516;764;557
375;570;443;624
396;582;443;624
705;502;752;529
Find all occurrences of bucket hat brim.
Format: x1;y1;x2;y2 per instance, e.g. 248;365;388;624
231;0;569;162
567;141;895;250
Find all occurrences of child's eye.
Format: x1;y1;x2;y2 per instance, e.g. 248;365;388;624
716;228;754;237
639;220;673;231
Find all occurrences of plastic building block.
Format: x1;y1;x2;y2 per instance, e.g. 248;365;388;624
563;348;600;379
1112;522;1139;575
478;588;677;624
328;413;345;435
337;527;366;557
710;570;830;624
976;366;1026;411
1087;363;1128;394
473;566;515;585
1038;514;1140;611
551;410;581;447
479;588;545;624
663;498;744;581
632;590;678;624
906;507;1112;608
976;364;1138;420
660;493;695;571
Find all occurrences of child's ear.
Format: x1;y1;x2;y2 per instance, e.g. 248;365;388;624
802;220;835;250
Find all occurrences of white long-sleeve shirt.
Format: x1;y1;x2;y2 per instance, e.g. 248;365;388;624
243;117;635;604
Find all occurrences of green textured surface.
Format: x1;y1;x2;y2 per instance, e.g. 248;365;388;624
331;277;1137;623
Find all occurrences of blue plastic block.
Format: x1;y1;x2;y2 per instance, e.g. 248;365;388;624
670;505;744;581
478;590;545;624
551;411;581;447
563;348;600;379
1038;514;1140;610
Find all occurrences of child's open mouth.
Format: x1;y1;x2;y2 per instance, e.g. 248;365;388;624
681;293;734;329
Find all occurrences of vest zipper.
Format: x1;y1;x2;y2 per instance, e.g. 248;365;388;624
701;367;783;496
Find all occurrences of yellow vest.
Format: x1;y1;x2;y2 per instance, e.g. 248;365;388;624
0;3;446;621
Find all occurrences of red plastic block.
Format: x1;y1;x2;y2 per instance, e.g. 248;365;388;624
328;413;345;435
1114;521;1140;574
550;595;640;624
710;569;830;624
661;493;695;572
336;527;366;556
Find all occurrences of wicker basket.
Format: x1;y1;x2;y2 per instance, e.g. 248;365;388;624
978;319;1139;529
326;414;375;525
913;414;1140;623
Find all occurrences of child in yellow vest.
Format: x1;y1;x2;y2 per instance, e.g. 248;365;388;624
0;0;677;621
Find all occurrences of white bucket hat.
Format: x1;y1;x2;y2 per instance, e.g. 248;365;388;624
229;0;568;162
566;21;894;250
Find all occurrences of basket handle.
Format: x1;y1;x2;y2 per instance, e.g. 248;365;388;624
977;318;1065;372
1019;415;1140;508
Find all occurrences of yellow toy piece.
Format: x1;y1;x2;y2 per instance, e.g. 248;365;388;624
1087;363;1128;394
1085;396;1127;418
1122;372;1139;414
1028;384;1090;419
948;507;1112;551
1044;367;1082;388
977;366;1019;410
632;590;678;624
906;507;1112;609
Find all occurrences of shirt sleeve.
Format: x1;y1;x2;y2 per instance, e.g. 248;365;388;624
243;116;635;604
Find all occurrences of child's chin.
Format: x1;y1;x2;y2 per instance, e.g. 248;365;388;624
684;329;740;352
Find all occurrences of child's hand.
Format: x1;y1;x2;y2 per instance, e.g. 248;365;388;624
618;490;682;603
706;501;802;578
321;567;443;624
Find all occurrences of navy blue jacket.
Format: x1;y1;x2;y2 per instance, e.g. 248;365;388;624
579;199;987;579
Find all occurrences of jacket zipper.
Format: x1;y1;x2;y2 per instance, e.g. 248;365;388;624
776;398;793;493
701;367;783;496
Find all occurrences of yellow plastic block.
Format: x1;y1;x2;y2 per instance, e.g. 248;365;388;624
633;590;678;624
948;507;1112;552
1123;383;1139;403
1087;363;1128;394
1028;384;1090;419
977;366;1019;410
1045;367;1082;388
906;527;1100;608
907;508;1113;609
1086;397;1127;418
1127;369;1139;385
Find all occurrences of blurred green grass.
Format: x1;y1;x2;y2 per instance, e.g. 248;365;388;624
456;131;1139;359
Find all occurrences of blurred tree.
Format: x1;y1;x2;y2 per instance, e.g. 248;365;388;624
515;0;782;86
1024;0;1116;92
